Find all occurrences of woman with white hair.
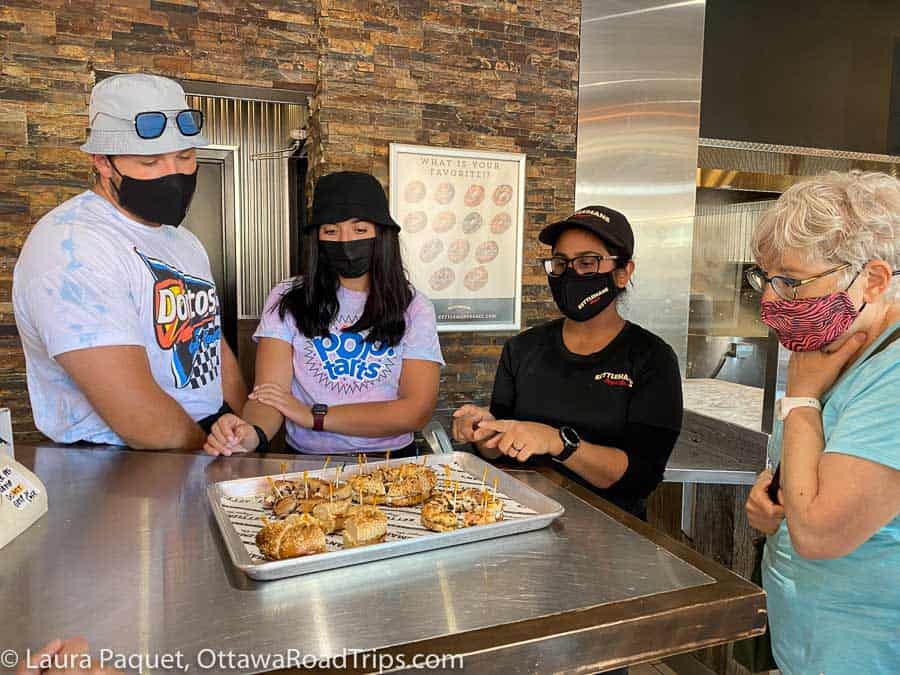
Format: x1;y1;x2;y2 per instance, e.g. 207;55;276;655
744;171;900;674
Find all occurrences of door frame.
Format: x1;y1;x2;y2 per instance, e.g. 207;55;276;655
195;145;240;353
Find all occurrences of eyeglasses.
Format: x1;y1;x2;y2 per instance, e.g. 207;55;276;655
540;254;619;278
745;262;852;300
93;109;204;139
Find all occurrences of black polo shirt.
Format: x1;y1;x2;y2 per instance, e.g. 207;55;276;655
487;319;683;514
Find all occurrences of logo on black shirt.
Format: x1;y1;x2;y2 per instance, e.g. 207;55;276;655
136;248;221;389
595;371;633;388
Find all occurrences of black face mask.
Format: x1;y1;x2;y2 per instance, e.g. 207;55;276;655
108;156;197;226
549;269;620;322
320;238;375;278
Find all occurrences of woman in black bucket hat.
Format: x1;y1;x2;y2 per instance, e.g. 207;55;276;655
204;171;444;457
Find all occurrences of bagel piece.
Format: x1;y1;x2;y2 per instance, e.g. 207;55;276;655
421;488;505;532
255;514;327;560
342;504;388;548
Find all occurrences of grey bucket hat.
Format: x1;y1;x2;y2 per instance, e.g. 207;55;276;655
80;73;209;155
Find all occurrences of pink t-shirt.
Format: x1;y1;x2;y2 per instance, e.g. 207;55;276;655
253;281;444;453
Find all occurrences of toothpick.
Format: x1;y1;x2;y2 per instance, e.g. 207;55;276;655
452;481;459;513
280;461;287;482
303;470;309;500
481;467;489;490
492;477;499;501
266;476;282;499
322;456;331;472
385;449;391;469
363;453;368;470
443;463;453;488
329;482;334;504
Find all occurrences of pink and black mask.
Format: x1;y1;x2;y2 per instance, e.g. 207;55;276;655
759;264;869;352
759;266;900;352
761;290;864;352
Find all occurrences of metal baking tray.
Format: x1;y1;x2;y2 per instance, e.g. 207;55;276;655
207;451;565;581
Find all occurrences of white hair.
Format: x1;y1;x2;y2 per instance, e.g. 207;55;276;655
752;170;900;300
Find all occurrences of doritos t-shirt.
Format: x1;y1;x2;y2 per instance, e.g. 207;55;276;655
13;191;224;444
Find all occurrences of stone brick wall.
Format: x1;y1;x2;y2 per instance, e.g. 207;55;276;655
0;0;579;439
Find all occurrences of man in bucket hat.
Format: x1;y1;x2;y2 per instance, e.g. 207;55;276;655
13;73;246;449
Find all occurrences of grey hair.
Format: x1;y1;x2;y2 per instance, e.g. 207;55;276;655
752;170;900;300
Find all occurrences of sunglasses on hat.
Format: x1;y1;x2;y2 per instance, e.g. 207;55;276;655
92;109;204;140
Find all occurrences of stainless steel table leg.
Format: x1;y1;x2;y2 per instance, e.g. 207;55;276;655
422;420;454;454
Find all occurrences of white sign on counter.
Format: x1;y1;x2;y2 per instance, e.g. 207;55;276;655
0;408;12;459
0;456;48;549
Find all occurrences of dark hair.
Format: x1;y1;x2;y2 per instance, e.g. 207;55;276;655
277;224;413;346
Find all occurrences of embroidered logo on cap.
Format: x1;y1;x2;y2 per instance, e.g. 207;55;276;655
595;371;633;388
574;209;610;223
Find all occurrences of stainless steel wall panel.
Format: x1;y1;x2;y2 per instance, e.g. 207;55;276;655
576;1;707;368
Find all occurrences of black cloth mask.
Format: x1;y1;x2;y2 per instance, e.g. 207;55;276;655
108;156;197;226
319;238;375;278
549;269;620;321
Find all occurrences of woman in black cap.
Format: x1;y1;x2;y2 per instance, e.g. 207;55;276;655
204;171;444;457
452;206;683;518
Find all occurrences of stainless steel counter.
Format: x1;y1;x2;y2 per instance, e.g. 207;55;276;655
665;379;768;486
2;444;766;674
682;379;765;433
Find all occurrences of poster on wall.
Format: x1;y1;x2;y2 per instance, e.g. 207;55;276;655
389;143;525;332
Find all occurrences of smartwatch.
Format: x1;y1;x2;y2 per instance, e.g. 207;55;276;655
312;403;328;432
554;426;581;463
775;397;821;421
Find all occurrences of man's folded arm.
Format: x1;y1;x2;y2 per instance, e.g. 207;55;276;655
56;345;207;450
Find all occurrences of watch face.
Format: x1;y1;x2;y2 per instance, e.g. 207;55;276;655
312;404;328;415
561;427;579;447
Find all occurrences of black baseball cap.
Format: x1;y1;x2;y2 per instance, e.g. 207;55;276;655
308;171;400;230
539;205;634;259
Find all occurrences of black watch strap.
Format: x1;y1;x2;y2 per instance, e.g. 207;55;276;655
554;427;580;463
252;425;270;452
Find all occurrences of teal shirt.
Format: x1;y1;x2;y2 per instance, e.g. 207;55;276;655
763;321;900;675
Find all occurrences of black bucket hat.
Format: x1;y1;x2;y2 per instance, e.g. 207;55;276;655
308;171;400;230
539;205;634;259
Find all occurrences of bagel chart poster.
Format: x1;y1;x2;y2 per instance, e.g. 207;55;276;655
390;143;525;331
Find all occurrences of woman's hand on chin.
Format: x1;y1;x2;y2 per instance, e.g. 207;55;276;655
786;331;867;398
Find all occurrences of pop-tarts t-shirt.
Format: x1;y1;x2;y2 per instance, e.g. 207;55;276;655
253;280;444;454
763;321;900;675
12;191;224;444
